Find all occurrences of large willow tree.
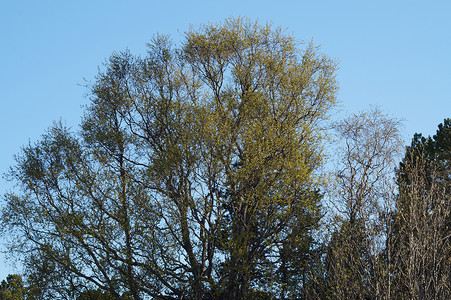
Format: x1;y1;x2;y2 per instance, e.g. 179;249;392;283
1;18;338;299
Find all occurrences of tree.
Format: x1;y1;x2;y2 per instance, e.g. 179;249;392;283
391;120;451;299
76;289;132;300
325;107;403;299
1;18;338;299
0;274;24;300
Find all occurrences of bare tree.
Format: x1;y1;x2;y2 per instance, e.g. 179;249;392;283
325;107;403;299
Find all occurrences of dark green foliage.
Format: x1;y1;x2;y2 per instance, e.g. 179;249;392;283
1;274;24;300
324;221;369;299
391;119;451;299
76;289;133;300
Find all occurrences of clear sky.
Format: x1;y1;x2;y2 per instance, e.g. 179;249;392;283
1;0;450;279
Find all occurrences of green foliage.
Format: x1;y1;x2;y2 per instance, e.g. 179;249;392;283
392;119;451;299
3;15;449;300
1;18;338;299
324;220;369;299
76;289;133;300
1;274;24;300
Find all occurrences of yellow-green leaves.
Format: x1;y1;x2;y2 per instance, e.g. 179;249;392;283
2;18;338;299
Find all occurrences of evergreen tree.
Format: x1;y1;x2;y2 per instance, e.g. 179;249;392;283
392;119;451;299
0;274;24;300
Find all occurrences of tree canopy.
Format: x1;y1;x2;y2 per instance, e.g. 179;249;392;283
1;18;338;299
0;274;24;300
391;118;451;299
2;17;449;300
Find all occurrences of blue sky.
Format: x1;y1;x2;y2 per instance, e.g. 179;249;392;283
1;0;450;279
